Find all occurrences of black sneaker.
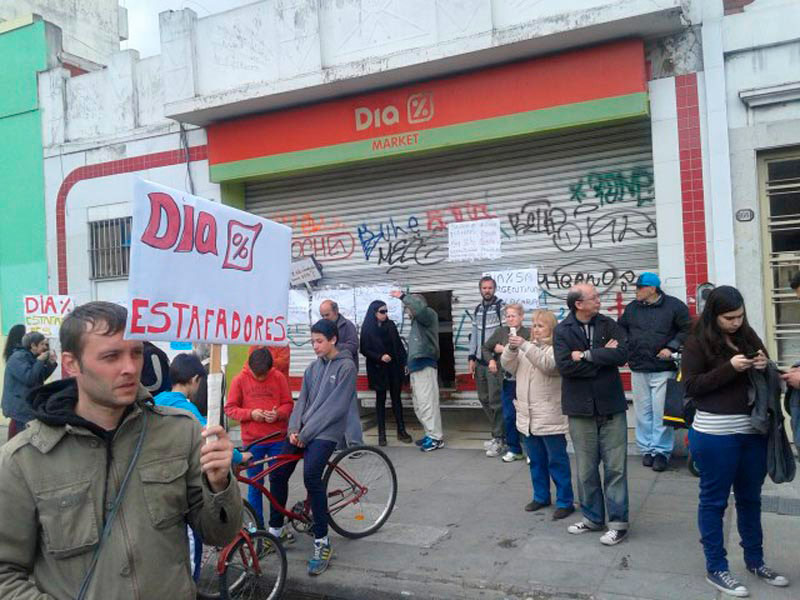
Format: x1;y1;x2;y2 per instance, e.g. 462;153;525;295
599;529;627;546
706;570;749;597
747;565;789;587
642;454;654;467
652;454;668;472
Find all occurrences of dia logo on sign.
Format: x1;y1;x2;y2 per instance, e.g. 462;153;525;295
354;92;434;131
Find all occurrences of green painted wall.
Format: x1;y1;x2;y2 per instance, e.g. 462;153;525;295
0;20;49;334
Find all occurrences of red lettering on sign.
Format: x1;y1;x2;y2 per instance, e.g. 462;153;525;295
231;311;241;339
272;316;286;342
142;192;181;249
173;302;190;337
148;302;171;334
175;204;195;252
215;308;228;339
130;298;147;334
195;211;219;255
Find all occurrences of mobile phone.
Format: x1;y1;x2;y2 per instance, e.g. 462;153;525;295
744;351;759;359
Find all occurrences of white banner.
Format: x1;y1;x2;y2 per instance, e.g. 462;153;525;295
484;268;540;310
126;179;291;345
447;218;502;262
23;295;75;338
311;289;356;324
354;285;403;325
288;289;310;326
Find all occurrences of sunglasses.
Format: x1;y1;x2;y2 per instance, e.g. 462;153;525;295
377;309;388;314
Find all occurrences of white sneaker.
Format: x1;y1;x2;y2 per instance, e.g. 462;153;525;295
485;440;503;457
526;456;530;464
501;451;524;463
483;439;496;449
599;529;628;546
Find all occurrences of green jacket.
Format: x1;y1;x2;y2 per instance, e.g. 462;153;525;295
403;294;439;363
0;383;242;600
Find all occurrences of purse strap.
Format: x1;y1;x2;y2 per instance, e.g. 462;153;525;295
76;408;149;600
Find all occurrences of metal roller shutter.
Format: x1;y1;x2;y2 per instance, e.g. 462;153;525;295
246;119;657;407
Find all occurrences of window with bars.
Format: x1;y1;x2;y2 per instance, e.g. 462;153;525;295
761;153;800;368
89;217;132;280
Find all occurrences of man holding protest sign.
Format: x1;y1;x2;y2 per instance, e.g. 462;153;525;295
0;301;242;599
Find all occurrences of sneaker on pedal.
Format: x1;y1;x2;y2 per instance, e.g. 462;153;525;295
308;539;332;576
747;565;789;587
706;570;749;597
599;529;627;546
415;435;430;448
420;437;444;452
501;451;524;463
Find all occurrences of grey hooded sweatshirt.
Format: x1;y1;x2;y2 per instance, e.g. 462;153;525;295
288;352;357;445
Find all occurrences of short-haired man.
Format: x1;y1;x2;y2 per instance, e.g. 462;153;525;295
268;319;356;576
320;299;363;447
0;301;241;599
2;331;57;439
554;284;630;546
468;276;506;457
782;271;800;445
390;289;444;452
619;272;690;472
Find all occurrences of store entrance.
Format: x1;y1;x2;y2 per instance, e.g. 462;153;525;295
419;290;456;390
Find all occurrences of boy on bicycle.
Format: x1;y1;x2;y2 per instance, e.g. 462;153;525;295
268;319;357;576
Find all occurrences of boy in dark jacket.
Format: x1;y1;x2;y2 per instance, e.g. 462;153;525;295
554;284;630;546
619;272;690;471
268;319;357;576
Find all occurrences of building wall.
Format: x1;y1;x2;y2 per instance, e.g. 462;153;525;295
723;0;800;336
0;18;50;334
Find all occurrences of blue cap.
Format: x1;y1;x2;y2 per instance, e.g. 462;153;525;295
636;272;661;288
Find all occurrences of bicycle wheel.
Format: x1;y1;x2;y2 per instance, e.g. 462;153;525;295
324;445;397;538
219;531;286;600
197;500;262;599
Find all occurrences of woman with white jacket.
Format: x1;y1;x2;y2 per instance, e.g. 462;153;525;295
502;309;575;520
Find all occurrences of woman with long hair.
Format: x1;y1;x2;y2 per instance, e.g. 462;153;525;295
501;309;574;519
360;300;412;446
2;324;25;363
683;285;789;597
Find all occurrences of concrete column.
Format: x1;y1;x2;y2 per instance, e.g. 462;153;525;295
159;9;198;106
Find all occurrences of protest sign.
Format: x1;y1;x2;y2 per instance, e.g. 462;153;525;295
126;179;291;345
288;289;310;326
24;295;75;338
447;218;502;262
484;268;540;310
311;289;356;323
290;256;323;286
354;286;403;324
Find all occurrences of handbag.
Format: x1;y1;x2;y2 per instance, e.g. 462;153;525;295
663;369;695;429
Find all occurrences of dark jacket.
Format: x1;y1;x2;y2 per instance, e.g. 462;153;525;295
334;314;359;370
468;296;504;365
483;325;531;380
618;293;690;372
553;312;629;417
1;348;57;423
140;341;171;396
748;363;795;484
360;300;407;391
680;335;763;415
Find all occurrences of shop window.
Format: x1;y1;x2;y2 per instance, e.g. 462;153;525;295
419;291;456;389
89;217;132;280
761;152;800;367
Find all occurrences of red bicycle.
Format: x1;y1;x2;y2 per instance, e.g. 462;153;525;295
197;432;398;599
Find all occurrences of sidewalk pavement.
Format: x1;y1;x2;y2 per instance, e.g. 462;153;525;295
281;445;800;600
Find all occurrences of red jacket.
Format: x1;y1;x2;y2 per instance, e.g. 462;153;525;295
225;365;293;445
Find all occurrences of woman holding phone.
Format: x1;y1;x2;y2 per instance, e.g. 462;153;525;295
683;285;789;597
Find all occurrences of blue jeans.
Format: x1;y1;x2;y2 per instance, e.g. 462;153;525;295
632;371;675;458
501;379;522;454
247;441;284;526
521;433;574;508
688;429;767;573
268;438;337;539
790;395;800;449
568;414;629;530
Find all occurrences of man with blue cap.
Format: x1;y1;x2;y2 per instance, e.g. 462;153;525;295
619;272;690;472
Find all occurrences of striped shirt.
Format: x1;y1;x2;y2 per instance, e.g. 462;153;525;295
692;410;757;435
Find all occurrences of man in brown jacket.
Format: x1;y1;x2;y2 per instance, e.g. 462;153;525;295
0;301;242;599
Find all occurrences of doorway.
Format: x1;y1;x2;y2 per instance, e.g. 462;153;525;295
420;291;456;389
